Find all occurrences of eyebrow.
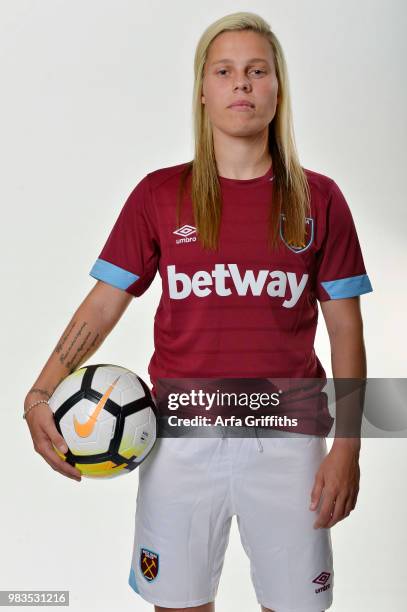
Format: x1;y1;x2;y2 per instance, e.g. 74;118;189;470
210;57;270;66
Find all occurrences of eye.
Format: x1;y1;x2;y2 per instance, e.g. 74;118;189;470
216;68;266;77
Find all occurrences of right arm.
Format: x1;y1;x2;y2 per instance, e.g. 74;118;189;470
24;280;133;482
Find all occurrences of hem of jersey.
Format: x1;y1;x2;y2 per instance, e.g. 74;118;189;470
89;258;139;292
128;586;216;608
89;273;139;297
317;286;373;302
257;598;333;612
320;273;373;300
89;272;136;297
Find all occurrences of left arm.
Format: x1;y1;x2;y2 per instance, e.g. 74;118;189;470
310;296;365;528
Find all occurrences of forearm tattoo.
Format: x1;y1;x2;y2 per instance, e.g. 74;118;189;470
54;319;101;370
28;322;103;402
67;332;101;373
57;320;87;365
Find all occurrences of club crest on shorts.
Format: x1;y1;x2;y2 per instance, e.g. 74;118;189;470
140;547;159;582
280;214;314;253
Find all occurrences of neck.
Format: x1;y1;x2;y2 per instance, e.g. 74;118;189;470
212;125;272;180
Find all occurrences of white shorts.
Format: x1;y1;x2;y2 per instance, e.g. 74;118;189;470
128;428;334;611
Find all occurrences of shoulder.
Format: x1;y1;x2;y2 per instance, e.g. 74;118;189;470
146;161;191;193
303;167;337;199
124;161;190;221
303;167;351;219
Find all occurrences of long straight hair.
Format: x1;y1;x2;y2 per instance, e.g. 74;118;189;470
176;11;311;252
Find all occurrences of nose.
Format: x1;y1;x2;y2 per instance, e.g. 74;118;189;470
233;77;251;92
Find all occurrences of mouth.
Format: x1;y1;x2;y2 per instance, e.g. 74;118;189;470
228;105;255;112
228;101;255;111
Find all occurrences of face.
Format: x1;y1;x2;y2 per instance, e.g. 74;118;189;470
201;30;279;138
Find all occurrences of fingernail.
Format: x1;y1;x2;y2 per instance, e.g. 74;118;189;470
59;444;68;453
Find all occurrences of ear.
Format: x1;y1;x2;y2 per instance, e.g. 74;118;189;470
201;94;205;104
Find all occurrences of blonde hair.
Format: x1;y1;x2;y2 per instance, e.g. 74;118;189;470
176;11;311;251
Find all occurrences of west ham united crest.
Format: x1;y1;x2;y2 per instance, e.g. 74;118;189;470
280;214;314;253
140;547;159;582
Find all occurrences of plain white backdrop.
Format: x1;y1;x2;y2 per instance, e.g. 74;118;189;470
1;0;406;610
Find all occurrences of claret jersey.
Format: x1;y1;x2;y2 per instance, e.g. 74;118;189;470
89;162;373;427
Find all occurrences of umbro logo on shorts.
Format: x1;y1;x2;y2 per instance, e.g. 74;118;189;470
167;263;309;308
173;224;197;244
312;571;331;593
140;547;159;582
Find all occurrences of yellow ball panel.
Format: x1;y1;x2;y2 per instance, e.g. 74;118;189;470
52;444;128;478
75;461;128;478
120;445;146;460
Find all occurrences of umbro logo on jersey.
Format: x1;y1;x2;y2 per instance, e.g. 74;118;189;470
312;571;331;594
167;264;308;308
173;224;197;244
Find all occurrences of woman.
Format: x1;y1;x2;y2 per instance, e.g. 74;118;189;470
24;11;373;612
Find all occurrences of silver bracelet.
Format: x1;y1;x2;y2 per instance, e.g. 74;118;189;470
23;399;52;420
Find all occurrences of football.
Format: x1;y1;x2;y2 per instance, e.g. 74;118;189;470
48;364;157;478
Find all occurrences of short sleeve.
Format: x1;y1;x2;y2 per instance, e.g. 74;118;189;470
89;174;159;297
315;180;373;301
